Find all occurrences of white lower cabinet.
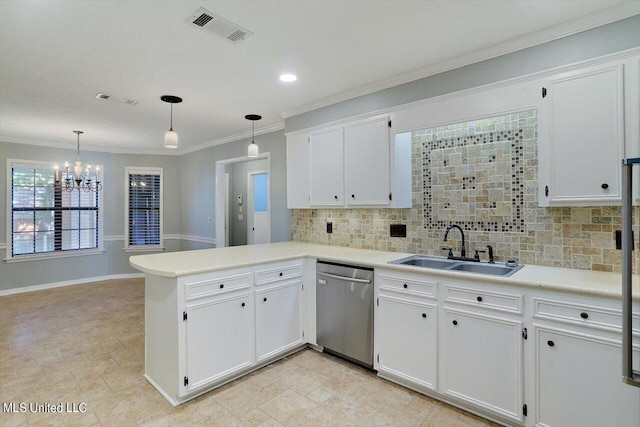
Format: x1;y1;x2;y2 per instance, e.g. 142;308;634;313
185;292;254;391
255;282;303;362
377;294;437;390
535;327;640;427
441;308;524;423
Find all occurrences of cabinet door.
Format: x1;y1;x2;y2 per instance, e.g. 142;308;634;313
286;133;310;208
441;308;523;423
536;328;640;427
542;64;623;205
185;293;253;391
377;295;437;390
309;128;344;206
255;282;303;362
345;117;391;206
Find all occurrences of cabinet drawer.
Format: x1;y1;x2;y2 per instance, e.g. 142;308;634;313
378;273;437;299
533;298;640;334
444;285;523;314
185;272;252;301
255;261;303;286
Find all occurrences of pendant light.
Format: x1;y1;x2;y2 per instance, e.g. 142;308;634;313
161;95;182;149
245;114;261;157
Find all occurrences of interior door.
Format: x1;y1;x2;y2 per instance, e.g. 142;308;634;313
248;171;269;245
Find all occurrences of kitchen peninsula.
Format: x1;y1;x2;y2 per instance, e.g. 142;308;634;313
130;241;640;426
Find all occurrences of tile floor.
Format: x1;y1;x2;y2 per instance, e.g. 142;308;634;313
0;279;501;427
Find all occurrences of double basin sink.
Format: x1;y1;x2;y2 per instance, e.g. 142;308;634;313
389;255;523;277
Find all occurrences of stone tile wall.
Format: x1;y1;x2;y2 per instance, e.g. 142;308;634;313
291;110;638;272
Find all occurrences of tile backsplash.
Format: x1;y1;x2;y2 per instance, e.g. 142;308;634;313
291;110;638;272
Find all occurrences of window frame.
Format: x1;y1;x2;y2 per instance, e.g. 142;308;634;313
5;159;104;263
124;166;164;252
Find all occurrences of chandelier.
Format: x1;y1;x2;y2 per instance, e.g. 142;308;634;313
53;130;102;192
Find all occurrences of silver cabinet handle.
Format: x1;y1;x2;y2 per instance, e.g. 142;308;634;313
622;160;640;387
317;271;371;284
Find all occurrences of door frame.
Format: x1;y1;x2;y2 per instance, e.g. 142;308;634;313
247;169;270;245
215;152;270;248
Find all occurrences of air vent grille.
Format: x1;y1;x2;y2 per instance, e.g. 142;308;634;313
187;7;253;44
193;13;213;27
95;92;138;106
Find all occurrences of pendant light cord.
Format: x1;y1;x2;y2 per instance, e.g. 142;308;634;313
170;103;174;131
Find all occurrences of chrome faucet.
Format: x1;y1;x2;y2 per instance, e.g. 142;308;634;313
443;224;466;258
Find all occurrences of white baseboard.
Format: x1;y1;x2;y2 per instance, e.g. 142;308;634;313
0;273;144;296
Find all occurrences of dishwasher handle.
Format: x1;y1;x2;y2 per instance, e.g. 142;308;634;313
317;271;372;284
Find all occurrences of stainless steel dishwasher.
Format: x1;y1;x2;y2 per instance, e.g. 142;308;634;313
316;261;374;369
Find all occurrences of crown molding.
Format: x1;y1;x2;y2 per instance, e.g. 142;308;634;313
280;4;640;119
0;122;284;157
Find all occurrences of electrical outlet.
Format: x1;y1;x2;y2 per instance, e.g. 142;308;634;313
327;222;333;234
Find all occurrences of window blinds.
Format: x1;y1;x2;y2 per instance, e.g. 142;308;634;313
128;173;161;246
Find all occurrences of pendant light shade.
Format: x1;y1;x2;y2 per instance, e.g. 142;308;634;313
161;95;182;149
245;114;262;158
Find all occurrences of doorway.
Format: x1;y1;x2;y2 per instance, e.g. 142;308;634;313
247;171;270;244
215;153;270;248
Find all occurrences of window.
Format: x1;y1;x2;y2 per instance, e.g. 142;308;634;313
7;160;102;261
125;167;163;250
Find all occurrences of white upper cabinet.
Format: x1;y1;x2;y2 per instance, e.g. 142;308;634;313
286;114;411;209
539;63;624;206
309;127;345;206
286;133;310;209
345;117;391;206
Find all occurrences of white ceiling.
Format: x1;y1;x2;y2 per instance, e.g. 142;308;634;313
1;0;638;154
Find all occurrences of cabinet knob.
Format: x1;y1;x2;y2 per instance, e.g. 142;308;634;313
219;284;224;289
477;296;483;302
452;320;458;326
334;195;338;200
279;272;283;277
580;312;589;319
601;183;609;189
263;297;267;302
241;302;245;307
547;340;555;347
351;194;355;198
422;313;427;318
403;284;408;289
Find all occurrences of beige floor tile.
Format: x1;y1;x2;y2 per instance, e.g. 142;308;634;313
0;279;493;427
259;389;319;426
240;408;273;427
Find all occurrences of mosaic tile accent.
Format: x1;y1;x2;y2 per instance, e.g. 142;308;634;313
291;110;640;273
424;130;525;232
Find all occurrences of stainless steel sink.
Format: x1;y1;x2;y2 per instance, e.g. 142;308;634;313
390;256;458;269
448;262;522;276
389;255;523;277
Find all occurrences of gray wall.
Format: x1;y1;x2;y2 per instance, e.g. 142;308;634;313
0;141;182;291
179;130;290;246
228;159;269;246
286;15;640;132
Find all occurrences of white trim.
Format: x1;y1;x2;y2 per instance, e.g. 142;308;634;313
0;123;285;157
284;47;640;137
4;248;106;263
124;166;164;251
280;5;640;119
215;153;271;248
101;235;215;245
0;273;144;296
178;235;216;245
0;243;5;250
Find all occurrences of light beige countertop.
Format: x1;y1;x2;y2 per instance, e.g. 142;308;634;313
129;241;639;300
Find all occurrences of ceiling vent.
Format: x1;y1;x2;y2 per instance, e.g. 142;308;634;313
187;7;253;44
95;92;138;106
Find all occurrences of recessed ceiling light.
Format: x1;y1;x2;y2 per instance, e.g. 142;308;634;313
279;73;297;83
